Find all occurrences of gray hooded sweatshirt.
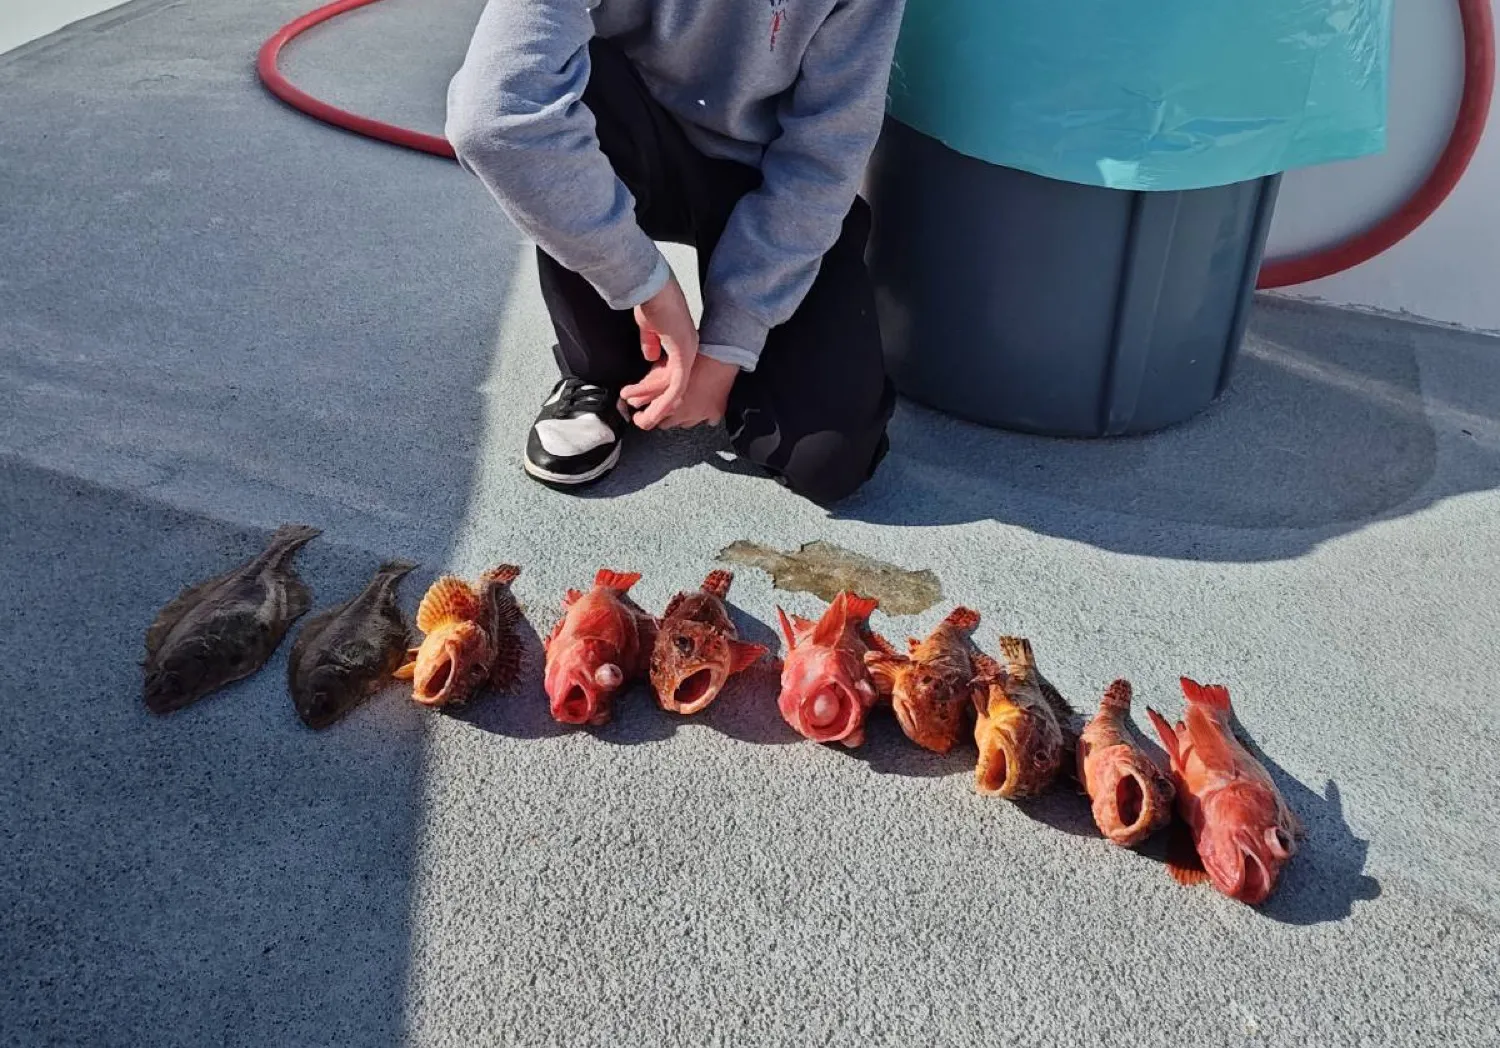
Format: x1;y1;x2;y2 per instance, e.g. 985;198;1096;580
445;0;908;371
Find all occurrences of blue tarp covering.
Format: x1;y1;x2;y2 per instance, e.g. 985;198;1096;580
885;0;1392;191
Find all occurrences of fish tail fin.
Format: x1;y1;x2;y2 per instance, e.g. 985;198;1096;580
997;636;1035;673
843;593;879;623
1101;679;1133;714
776;607;797;651
481;564;522;587
943;606;981;633
261;524;321;568
700;570;733;599
1180;676;1232;714
594;569;641;593
416;576;481;633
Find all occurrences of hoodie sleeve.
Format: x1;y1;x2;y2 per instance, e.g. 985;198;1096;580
697;0;906;372
444;0;671;310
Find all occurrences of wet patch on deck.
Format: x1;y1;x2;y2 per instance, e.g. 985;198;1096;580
717;540;942;616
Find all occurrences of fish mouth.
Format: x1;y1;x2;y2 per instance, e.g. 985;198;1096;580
1237;846;1273;905
799;685;857;739
552;682;596;724
1114;772;1146;831
671;668;719;713
976;743;1012;795
413;651;457;706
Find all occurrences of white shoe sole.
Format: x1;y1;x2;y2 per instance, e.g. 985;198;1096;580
523;442;622;486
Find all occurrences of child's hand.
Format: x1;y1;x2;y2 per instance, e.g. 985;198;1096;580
658;356;739;429
623;275;698;430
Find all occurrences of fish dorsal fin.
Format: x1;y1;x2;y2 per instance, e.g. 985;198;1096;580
906;638;921;654
700;570;733;599
481;568;523;692
943;606;981;633
1180;676;1232;714
810;593;851;647
417;576;480;633
843;593;879;623
1144;706;1182;770
594;569;641;592
662;591;688;620
866;629;899;658
997;636;1035;679
776;607;798;651
1038;675;1074;723
728;640;767;674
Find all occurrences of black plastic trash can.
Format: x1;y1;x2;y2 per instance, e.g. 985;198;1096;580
864;117;1281;438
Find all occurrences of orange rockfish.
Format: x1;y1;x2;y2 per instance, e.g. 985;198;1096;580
1146;678;1303;906
864;606;981;754
544;569;658;726
1077;679;1175;847
775;592;884;747
650;570;767;715
395;564;522;708
971;636;1072;798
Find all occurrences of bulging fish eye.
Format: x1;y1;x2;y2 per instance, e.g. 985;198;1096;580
673;634;694;656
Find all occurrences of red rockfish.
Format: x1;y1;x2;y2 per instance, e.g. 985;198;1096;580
1077;679;1175;847
650;570;767;715
775;592;883;747
865;606;981;754
544;569;658;726
1147;678;1303;906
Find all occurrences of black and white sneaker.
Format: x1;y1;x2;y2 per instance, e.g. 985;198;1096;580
523;378;627;486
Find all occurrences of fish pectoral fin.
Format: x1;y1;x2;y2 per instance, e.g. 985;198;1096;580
728;640;768;674
392;648;419;681
1144;706;1182;770
563;588;583;608
1165;820;1209;887
863;650;905;696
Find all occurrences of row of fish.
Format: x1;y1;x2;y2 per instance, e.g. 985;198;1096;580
142;526;1302;907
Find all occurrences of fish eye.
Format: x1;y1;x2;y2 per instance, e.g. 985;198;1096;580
672;634;694;655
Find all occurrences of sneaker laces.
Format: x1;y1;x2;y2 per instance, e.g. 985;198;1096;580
556;380;613;418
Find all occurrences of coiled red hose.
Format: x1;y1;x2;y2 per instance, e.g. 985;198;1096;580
257;0;1495;289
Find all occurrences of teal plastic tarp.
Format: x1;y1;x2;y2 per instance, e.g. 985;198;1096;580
886;0;1391;191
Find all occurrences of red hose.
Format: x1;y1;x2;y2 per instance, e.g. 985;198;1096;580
256;0;456;160
1257;0;1495;288
258;0;1495;288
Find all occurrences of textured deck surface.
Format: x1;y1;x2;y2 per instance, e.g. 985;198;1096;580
2;2;1498;1046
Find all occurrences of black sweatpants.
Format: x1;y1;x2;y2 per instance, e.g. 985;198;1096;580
537;40;894;505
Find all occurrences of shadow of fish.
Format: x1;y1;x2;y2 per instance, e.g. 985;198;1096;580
287;560;417;730
142;523;320;714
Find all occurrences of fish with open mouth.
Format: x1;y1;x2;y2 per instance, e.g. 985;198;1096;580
287;560;417;729
1077;679;1175;847
775;591;886;747
1147;678;1303;906
395;564;522;708
650;570;767;715
544;569;658;726
971;636;1072;798
864;606;981;754
143;523;321;714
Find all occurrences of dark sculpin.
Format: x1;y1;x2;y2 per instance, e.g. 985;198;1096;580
143;523;321;713
287;560;417;729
